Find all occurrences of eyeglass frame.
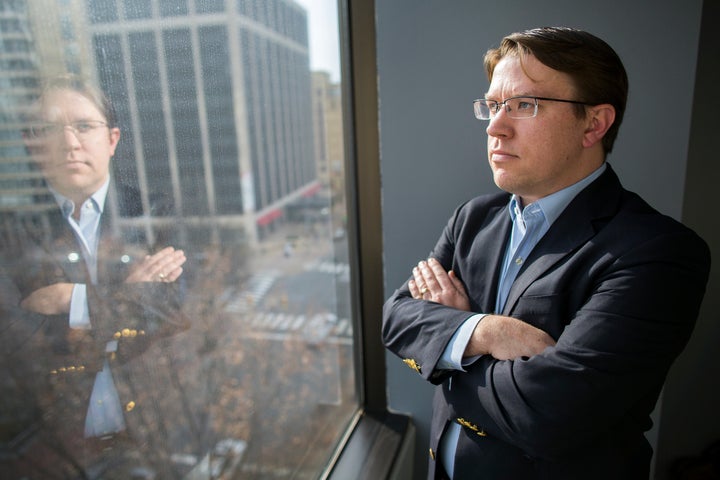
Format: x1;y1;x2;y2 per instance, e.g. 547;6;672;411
28;120;110;139
473;95;592;120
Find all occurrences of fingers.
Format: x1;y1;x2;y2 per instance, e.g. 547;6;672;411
408;258;472;310
411;265;431;299
448;270;464;291
410;257;450;299
126;247;186;283
408;278;420;298
426;258;454;289
150;247;186;282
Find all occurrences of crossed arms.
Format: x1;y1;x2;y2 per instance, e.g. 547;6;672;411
382;198;710;459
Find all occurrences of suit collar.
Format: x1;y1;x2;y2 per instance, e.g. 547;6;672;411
477;205;512;312
501;164;623;314
49;178;110;220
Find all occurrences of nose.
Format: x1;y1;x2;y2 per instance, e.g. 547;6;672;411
61;126;82;148
485;106;513;139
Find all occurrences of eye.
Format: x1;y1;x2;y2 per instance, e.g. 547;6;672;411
486;101;500;113
73;122;94;133
516;99;535;111
31;124;60;137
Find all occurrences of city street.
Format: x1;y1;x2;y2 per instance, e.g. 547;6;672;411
207;219;357;478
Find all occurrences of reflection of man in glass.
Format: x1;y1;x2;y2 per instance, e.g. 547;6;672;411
0;76;189;478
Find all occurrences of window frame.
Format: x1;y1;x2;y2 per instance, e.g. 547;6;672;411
323;1;413;478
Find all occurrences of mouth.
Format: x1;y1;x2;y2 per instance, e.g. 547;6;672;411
53;159;91;172
490;150;517;162
64;160;86;166
63;155;89;165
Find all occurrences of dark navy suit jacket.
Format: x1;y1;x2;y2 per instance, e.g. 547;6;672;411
0;184;189;476
383;165;710;479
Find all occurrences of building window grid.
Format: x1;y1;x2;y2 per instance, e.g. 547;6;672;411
128;30;174;216
121;0;152;20
159;0;188;18
87;7;312;219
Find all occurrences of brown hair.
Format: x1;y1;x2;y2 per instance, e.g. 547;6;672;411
484;27;628;154
34;74;116;127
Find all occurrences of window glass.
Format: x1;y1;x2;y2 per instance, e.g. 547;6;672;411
0;0;355;478
159;0;188;17
87;0;119;23
122;0;152;20
196;0;224;14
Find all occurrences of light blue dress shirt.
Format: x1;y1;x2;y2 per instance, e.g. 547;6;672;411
438;163;607;478
51;179;126;438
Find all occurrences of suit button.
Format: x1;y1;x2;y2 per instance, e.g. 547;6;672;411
457;417;487;437
402;358;422;374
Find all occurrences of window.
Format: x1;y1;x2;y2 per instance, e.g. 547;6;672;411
0;1;411;479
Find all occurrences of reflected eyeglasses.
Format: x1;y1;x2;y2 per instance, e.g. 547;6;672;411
28;120;109;139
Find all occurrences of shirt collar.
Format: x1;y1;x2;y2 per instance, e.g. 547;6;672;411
509;162;607;227
50;178;110;219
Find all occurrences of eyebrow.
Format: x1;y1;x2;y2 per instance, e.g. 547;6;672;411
483;93;536;101
42;117;105;123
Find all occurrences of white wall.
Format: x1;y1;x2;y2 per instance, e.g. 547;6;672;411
376;1;709;478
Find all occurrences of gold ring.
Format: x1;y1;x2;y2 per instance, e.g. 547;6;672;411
158;272;166;281
419;285;429;295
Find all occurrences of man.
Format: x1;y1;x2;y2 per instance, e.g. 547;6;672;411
0;76;189;478
382;27;710;479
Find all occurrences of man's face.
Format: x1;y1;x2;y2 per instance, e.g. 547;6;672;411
485;54;592;204
29;89;120;203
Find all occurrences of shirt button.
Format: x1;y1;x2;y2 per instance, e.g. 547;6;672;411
515;257;524;265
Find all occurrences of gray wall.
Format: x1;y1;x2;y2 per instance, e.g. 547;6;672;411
376;1;716;478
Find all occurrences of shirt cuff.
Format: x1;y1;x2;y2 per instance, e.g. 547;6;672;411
436;313;486;371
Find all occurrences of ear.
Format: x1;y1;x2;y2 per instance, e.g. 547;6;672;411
108;127;121;157
582;104;615;149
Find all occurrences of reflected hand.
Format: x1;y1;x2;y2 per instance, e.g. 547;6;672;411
408;257;470;311
125;246;187;283
20;283;74;315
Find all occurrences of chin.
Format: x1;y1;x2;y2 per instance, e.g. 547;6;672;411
492;172;514;192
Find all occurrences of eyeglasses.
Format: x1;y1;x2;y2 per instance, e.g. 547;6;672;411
28;120;109;139
473;96;590;120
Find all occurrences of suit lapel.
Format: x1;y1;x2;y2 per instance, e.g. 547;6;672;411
44;209;91;284
466;202;511;314
501;216;594;315
502;165;623;314
96;182;140;283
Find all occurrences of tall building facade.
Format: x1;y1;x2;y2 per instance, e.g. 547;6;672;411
0;0;42;214
312;71;344;198
87;0;317;246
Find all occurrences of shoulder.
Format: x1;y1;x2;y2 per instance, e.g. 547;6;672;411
577;164;707;252
616;190;709;257
436;192;512;248
453;191;510;222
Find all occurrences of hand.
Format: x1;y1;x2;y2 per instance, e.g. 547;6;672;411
125;246;187;283
409;257;471;311
20;283;74;315
466;314;556;360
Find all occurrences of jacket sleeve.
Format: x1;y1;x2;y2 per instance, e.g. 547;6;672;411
87;281;190;362
382;200;492;384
